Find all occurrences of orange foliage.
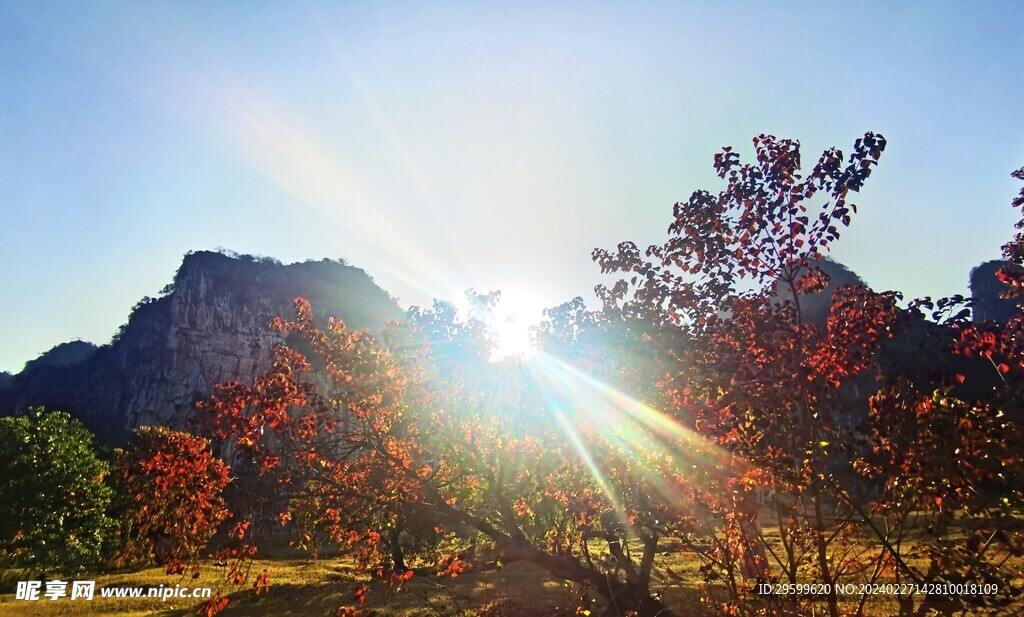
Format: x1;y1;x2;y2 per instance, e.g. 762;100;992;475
116;427;230;572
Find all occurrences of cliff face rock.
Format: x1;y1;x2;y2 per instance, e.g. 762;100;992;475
971;260;1024;324
771;258;868;326
0;251;402;443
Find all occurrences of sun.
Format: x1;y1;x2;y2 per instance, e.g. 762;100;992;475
489;289;543;361
492;315;535;361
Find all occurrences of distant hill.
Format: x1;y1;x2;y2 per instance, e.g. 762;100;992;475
0;251;403;443
21;341;99;372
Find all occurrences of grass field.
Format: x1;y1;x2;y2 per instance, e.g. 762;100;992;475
0;557;642;617
1;537;1019;616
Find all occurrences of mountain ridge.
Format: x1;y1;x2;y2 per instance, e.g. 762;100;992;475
0;250;403;443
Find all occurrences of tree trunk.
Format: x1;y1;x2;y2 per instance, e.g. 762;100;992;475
499;542;676;617
813;490;840;617
389;527;406;572
435;499;675;616
600;582;673;617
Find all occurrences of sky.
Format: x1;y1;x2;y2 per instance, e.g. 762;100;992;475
1;2;1022;373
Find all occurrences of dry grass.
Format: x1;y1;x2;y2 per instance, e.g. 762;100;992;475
0;537;1018;617
0;557;613;617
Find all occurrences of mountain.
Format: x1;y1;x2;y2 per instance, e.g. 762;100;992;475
0;251;403;443
21;341;99;372
771;257;868;326
970;259;1024;324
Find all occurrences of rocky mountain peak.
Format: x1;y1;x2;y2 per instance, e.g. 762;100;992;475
0;251;402;443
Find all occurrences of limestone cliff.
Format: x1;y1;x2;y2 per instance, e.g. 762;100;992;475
770;257;868;326
970;259;1024;324
0;251;402;443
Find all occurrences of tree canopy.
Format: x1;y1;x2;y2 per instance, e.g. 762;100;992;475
103;137;1024;616
0;408;114;572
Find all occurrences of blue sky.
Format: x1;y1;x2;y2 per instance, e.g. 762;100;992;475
1;2;1022;372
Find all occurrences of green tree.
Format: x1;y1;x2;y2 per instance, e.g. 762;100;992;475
0;408;114;572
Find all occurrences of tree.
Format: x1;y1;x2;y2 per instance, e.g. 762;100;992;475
994;166;1024;295
198;295;695;616
594;133;905;615
0;408;114;572
115;426;230;573
194;137;1023;616
856;166;1024;610
593;135;1024;615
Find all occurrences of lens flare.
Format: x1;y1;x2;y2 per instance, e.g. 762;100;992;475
528;352;742;511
